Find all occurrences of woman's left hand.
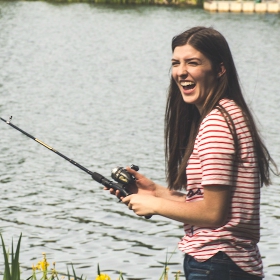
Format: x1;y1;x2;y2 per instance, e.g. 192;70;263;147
122;194;160;217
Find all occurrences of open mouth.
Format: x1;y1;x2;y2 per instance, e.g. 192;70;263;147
180;81;196;90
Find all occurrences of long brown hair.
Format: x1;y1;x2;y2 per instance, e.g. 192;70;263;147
165;26;277;190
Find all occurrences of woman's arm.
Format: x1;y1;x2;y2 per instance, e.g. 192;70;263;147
122;184;231;227
106;166;186;202
125;166;186;202
109;167;231;227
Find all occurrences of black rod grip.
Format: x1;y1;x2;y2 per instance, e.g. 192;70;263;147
92;172;129;197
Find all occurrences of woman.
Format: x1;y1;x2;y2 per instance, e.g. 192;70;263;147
110;27;277;279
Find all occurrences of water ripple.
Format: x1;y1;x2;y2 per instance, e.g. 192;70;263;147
0;2;280;279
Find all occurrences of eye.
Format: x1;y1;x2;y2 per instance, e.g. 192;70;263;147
171;60;179;67
188;61;198;66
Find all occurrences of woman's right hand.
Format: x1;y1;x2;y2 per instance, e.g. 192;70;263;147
105;166;158;199
125;166;158;196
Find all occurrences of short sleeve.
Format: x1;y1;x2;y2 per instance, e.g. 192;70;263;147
196;109;235;186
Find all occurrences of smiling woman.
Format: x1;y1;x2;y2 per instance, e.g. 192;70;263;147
108;26;279;280
164;27;278;279
171;44;222;112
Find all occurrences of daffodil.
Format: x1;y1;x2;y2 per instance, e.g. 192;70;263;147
37;259;49;271
95;273;111;280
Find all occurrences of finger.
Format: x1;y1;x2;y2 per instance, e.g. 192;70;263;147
121;196;130;204
108;188;116;194
126;166;141;179
115;189;124;199
107;188;121;198
104;187;116;195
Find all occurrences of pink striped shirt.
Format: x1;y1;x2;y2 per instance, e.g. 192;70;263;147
178;98;263;277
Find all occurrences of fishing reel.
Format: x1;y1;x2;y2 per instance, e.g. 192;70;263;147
111;164;139;186
111;164;151;219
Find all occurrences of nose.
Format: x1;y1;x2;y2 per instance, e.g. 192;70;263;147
177;63;188;77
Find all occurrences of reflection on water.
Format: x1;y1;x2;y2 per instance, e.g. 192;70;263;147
0;2;280;279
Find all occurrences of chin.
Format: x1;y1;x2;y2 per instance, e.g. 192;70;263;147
182;96;197;105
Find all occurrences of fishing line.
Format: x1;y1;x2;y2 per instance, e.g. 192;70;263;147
1;116;151;219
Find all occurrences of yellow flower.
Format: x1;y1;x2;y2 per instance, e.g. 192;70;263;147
164;267;169;280
174;271;181;280
36;260;49;271
34;262;41;270
95;274;111;280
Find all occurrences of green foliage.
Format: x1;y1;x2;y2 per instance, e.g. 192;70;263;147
159;248;179;280
0;234;181;280
1;233;22;280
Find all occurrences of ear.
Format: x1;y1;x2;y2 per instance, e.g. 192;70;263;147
217;63;226;78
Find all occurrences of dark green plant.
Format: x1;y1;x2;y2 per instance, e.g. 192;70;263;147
0;234;180;280
66;264;84;280
159;247;180;280
1;233;22;280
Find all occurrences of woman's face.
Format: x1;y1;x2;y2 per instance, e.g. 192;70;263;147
171;44;217;113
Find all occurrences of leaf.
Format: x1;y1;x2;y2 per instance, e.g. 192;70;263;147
66;266;71;280
118;271;125;280
1;233;22;280
71;264;77;280
97;263;101;276
159;247;177;280
1;234;11;280
12;233;22;280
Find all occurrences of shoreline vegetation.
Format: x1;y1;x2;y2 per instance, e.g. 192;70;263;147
1;0;279;13
0;0;203;7
0;234;181;280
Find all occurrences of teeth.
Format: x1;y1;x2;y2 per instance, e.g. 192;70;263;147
180;81;195;86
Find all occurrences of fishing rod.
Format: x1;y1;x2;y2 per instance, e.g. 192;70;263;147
1;116;151;218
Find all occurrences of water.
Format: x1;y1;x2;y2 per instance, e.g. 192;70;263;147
0;2;280;279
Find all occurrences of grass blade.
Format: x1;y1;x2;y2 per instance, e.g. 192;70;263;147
1;234;12;280
12;233;22;280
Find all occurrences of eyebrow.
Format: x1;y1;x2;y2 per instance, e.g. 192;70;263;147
171;57;201;62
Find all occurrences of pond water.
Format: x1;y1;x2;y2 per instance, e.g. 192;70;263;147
0;2;280;279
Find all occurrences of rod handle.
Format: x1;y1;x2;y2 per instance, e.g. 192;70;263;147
92;172;152;219
92;172;129;197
